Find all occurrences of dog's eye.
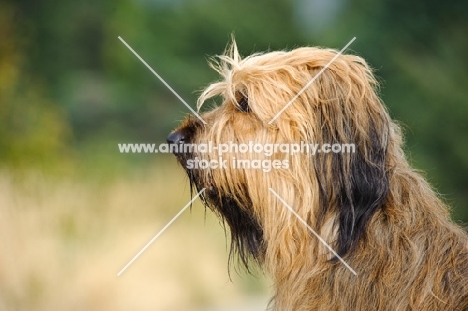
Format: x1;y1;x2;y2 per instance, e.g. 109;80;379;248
235;93;250;113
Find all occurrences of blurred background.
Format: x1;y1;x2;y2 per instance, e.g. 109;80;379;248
0;0;467;310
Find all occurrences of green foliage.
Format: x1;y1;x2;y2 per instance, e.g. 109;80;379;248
0;4;71;168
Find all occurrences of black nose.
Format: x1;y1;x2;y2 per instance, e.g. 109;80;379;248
167;128;189;144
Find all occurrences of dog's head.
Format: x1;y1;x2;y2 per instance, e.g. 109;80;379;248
168;40;395;271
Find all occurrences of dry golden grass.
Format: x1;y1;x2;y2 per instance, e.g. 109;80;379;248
0;160;268;310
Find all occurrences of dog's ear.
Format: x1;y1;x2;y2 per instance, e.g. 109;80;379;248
342;120;389;258
310;62;391;258
315;118;390;258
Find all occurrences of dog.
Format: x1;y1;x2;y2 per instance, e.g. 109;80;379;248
167;40;468;310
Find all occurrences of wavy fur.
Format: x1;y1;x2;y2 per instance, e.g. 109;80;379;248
169;39;468;310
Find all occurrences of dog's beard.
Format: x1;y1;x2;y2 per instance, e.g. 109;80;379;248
207;191;265;270
172;136;265;271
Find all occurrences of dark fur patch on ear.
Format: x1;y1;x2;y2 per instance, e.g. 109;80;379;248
316;119;389;258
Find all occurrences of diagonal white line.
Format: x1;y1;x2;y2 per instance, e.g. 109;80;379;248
117;188;206;276
268;37;356;124
268;188;357;275
118;36;207;125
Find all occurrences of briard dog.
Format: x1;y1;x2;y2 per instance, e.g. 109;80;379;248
167;40;468;310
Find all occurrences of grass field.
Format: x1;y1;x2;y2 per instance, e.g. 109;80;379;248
0;160;269;310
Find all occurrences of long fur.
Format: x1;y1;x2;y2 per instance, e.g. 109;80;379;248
170;40;468;310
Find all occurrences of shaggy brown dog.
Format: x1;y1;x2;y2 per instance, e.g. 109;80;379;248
167;40;468;310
